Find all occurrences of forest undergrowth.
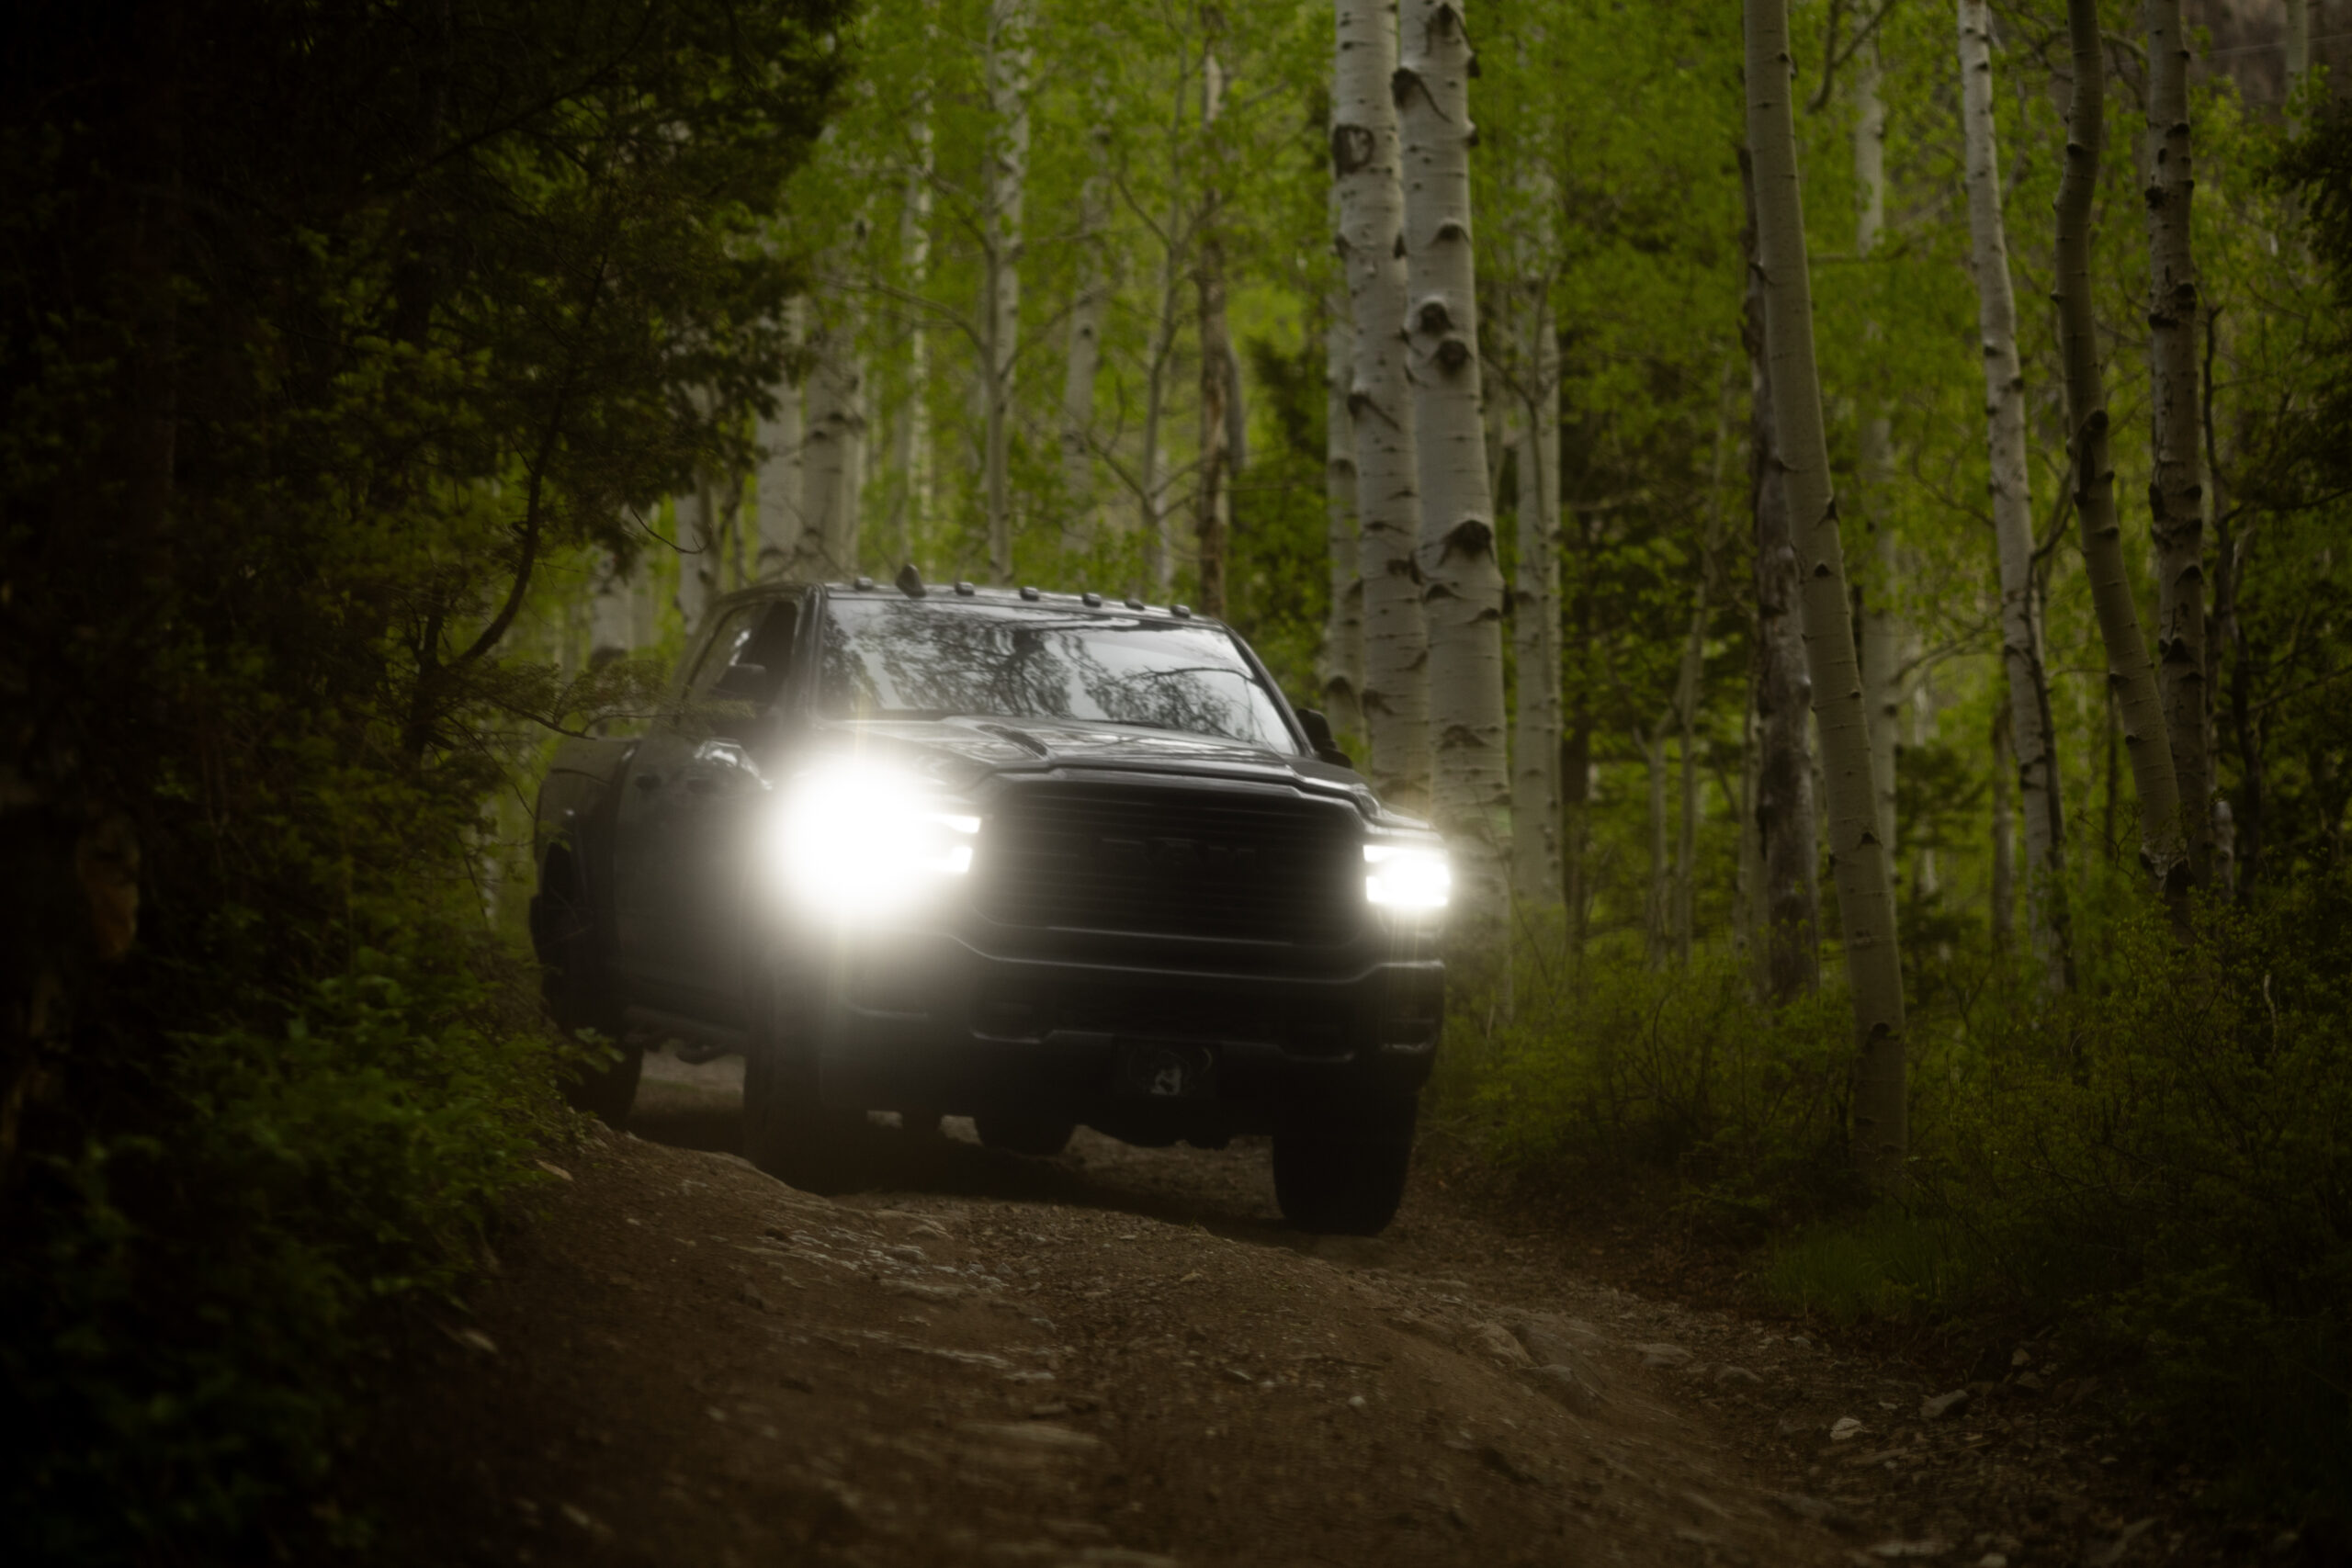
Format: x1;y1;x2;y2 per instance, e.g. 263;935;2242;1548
1431;886;2352;1529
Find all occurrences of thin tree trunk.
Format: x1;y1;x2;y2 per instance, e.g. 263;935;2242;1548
1333;0;1430;811
2287;0;2312;135
2056;0;2185;891
798;310;864;580
1512;283;1564;907
893;118;933;570
1195;34;1232;618
1853;31;1905;870
1991;698;2015;949
1675;612;1702;967
1061;119;1110;551
676;474;718;629
757;297;805;578
1322;275;1366;736
1563;510;1593;962
1645;718;1671;970
1743;151;1820;1006
590;550;632;666
1139;220;1180;598
983;0;1031;582
1400;0;1510;953
1960;0;2070;987
2145;0;2211;887
1746;0;1909;1187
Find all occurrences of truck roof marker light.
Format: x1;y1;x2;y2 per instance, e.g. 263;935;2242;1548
854;575;876;590
955;581;976;596
1082;592;1103;607
1019;585;1042;601
1125;597;1146;610
1172;604;1193;618
895;563;927;598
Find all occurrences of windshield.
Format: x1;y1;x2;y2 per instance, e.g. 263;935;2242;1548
818;599;1297;751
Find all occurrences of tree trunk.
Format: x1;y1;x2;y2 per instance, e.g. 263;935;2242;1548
1675;612;1703;967
1563;511;1593;961
589;550;632;666
798;311;864;580
1139;220;1180;599
1991;698;2015;949
1512;284;1563;907
2287;0;2311;135
2056;0;2185;891
1195;38;1232;618
983;0;1031;582
1400;0;1510;951
892;122;933;570
1061;118;1110;551
2145;0;2211;887
1746;0;1909;1187
1645;718;1671;969
1960;0;2070;987
1322;277;1366;737
1333;0;1430;811
1853;32;1905;871
756;297;805;578
676;474;718;630
1742;151;1820;1007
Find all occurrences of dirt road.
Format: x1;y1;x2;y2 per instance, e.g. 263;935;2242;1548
356;1052;2199;1568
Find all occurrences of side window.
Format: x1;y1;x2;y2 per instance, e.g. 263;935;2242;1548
684;604;765;698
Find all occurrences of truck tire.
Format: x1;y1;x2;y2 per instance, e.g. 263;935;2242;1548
1272;1094;1417;1235
974;1113;1076;1158
742;966;862;1193
537;860;640;1127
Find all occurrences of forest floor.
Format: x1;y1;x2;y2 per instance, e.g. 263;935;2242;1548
351;1050;2233;1568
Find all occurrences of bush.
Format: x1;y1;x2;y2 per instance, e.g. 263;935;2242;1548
1;939;574;1562
1928;889;2352;1513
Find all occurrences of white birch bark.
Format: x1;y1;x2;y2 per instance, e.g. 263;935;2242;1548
1991;701;2015;947
1510;285;1563;907
1853;34;1905;866
1322;278;1366;737
589;549;632;665
797;308;865;580
2145;0;2211;886
1139;221;1180;599
1400;0;1509;940
755;296;805;579
1060;117;1110;552
1746;0;1909;1187
675;476;718;630
1195;40;1233;616
982;0;1032;582
891;114;933;570
1334;0;1430;811
2054;0;2184;890
1959;0;2070;987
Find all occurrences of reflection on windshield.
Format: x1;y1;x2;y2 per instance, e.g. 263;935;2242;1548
819;600;1295;751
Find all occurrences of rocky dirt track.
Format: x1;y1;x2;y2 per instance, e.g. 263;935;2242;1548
356;1052;2211;1568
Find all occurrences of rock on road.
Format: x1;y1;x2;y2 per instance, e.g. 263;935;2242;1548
356;1052;2170;1568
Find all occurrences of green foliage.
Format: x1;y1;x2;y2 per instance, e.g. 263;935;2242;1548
1761;1207;1981;1325
4;949;576;1561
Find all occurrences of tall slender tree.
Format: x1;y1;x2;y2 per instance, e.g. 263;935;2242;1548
1061;116;1111;553
1852;27;1905;872
1512;285;1563;908
982;0;1032;581
1195;27;1234;615
1746;0;1908;1185
1332;0;1429;810
1959;0;2070;986
755;297;806;577
1400;0;1510;943
2055;0;2183;888
2145;0;2212;886
1322;270;1366;735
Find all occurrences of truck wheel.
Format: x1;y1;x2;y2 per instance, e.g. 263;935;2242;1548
1272;1095;1418;1235
742;970;862;1193
537;863;640;1127
974;1113;1076;1158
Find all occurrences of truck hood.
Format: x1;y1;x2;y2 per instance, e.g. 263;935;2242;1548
802;715;1393;814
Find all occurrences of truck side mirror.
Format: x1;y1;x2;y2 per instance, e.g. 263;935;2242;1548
1295;707;1352;769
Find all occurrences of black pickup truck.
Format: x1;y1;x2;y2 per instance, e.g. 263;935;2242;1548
530;575;1448;1233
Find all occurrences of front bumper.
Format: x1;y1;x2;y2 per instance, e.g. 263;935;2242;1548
795;927;1443;1138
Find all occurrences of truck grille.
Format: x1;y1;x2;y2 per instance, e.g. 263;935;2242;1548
976;782;1363;944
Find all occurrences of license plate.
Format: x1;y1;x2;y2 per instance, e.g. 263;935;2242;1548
1117;1042;1216;1100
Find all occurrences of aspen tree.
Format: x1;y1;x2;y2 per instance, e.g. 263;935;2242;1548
1400;0;1510;941
1743;152;1820;1006
891;109;933;570
1959;0;2070;986
756;296;805;578
1196;29;1234;616
589;551;633;665
1745;0;1909;1184
1333;0;1430;811
982;0;1031;581
1323;277;1366;736
799;313;865;579
1061;117;1110;551
2054;0;2184;889
2287;0;2311;136
1511;289;1563;908
2145;0;2212;885
1853;31;1905;869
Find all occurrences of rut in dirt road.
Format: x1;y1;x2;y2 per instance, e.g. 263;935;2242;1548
353;1055;2153;1568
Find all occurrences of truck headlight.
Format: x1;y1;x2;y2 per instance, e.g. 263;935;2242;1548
768;761;978;922
1363;842;1450;910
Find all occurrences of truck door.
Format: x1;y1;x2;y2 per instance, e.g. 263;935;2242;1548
610;598;798;1020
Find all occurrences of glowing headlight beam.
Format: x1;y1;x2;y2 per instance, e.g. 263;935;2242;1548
1363;841;1451;910
766;761;979;923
